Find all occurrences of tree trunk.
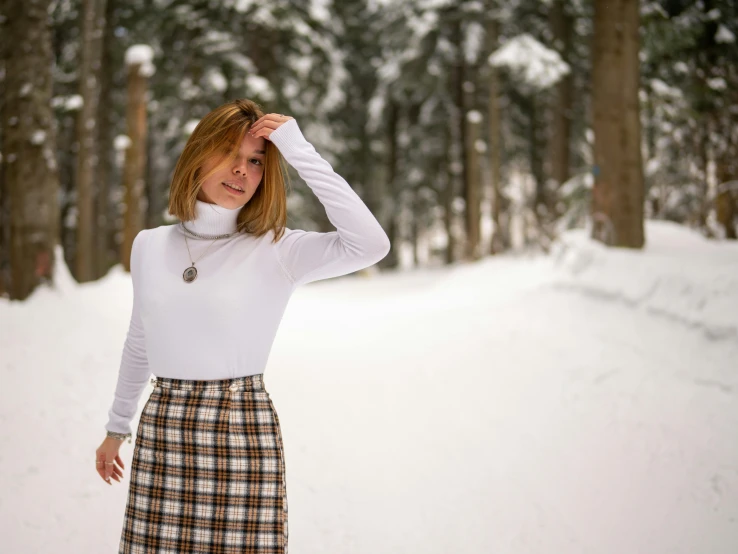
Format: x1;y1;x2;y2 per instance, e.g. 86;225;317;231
443;108;456;265
591;0;645;248
465;109;482;260
697;122;710;231
121;53;149;271
75;0;107;282
0;0;8;297
484;15;506;255
528;97;546;229
548;0;574;192
715;154;737;240
411;192;420;266
378;98;399;269
2;0;60;300
451;11;469;260
95;0;116;277
714;185;737;239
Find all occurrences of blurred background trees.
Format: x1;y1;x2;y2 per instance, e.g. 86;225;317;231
1;0;736;300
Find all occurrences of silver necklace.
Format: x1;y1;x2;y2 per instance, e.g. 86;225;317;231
179;222;238;283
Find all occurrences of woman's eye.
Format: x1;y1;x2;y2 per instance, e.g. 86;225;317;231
250;159;263;166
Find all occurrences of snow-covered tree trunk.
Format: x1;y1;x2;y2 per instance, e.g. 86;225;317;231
591;0;645;248
1;0;60;299
121;46;152;271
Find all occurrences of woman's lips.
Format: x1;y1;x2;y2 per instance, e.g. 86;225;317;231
222;182;245;195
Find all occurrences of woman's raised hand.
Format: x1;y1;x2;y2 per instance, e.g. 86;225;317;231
96;436;126;485
249;113;294;141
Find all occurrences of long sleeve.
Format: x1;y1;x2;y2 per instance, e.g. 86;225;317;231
105;229;151;436
268;118;391;287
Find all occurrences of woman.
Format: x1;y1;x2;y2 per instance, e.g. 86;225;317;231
95;98;391;553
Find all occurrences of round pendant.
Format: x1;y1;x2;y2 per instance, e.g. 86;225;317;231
183;265;198;283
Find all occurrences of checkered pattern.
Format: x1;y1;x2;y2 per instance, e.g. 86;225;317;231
118;373;288;553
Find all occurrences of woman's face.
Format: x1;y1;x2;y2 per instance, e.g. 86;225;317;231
197;132;266;208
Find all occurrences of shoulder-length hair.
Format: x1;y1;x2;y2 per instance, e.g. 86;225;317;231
168;98;291;242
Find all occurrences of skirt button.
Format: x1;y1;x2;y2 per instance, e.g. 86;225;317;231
229;383;238;391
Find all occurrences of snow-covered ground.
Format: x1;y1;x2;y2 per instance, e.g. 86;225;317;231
1;220;737;553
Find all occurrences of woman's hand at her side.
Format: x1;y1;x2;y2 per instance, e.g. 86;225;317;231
249;113;294;141
96;437;126;485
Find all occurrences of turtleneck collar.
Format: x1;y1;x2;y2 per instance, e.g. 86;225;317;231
180;199;242;238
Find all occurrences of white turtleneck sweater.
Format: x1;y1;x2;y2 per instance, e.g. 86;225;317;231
106;118;391;436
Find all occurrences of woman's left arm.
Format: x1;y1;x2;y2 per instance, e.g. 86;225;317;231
251;114;391;287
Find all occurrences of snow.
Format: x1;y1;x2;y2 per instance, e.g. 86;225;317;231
551;223;738;340
309;0;331;23
1;220;737;553
489;33;571;90
705;8;722;20
464;20;485;65
467;109;483;124
245;74;275;102
29;130;46;145
205;68;228;93
124;45;156;78
650;78;682;99
182;119;200;135
674;61;689;74
715;24;735;44
51;94;84;111
233;0;257;13
707;77;728;91
113;135;131;151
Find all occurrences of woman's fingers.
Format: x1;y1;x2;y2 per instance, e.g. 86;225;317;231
249;113;293;137
98;467;112;485
96;453;109;483
250;120;279;137
105;459;116;482
97;442;125;485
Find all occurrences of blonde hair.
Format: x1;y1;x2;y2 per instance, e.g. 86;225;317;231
168;98;291;242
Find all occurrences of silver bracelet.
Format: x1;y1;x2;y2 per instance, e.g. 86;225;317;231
107;430;132;443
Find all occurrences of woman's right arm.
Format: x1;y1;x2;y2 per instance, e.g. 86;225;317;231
97;229;151;484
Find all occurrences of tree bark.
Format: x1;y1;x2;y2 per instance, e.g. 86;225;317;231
75;0;107;282
715;152;737;239
443;107;456;265
1;0;61;299
378;98;399;269
484;15;506;255
95;0;115;277
591;0;645;248
548;0;574;192
465;109;482;260
451;11;470;260
121;56;149;271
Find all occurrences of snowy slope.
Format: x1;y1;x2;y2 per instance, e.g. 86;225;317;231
551;222;738;340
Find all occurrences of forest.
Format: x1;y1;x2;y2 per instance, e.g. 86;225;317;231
1;0;736;299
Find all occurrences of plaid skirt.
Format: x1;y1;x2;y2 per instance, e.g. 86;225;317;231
118;373;288;554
